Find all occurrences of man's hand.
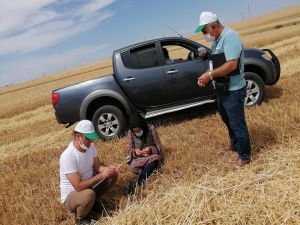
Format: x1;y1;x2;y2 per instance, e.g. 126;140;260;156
198;59;239;88
198;72;210;87
99;166;118;179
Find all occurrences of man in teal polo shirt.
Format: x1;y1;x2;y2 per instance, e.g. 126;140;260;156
197;11;251;168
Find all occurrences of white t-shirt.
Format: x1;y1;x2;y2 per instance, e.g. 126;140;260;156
59;142;97;203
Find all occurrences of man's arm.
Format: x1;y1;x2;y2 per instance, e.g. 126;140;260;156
93;155;119;180
198;59;238;87
210;59;239;78
93;156;102;173
66;156;118;192
66;170;108;192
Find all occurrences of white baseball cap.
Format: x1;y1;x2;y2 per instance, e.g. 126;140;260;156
74;120;100;140
195;11;218;33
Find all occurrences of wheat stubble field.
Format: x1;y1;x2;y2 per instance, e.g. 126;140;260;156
1;5;300;225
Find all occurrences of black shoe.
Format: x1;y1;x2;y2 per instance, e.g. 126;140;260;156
87;201;104;220
91;201;104;212
75;217;91;225
125;181;137;195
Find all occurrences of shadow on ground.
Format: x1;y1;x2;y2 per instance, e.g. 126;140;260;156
249;124;278;156
146;85;282;129
265;85;283;101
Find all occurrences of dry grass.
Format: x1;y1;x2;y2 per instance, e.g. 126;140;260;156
0;5;300;225
98;139;300;225
0;58;112;119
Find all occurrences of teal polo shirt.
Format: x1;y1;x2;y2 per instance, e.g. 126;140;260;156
211;27;246;91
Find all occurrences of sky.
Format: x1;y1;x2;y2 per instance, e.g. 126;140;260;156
1;0;299;87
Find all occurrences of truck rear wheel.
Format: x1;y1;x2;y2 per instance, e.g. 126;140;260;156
92;105;126;141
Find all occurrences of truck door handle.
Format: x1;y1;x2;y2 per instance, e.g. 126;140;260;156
166;69;179;74
123;77;135;82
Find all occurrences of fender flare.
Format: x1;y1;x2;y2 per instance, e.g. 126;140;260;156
79;89;133;119
244;58;274;84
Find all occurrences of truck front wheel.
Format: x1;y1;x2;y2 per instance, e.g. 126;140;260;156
92;105;126;141
244;72;265;107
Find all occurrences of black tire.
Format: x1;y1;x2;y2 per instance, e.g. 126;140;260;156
244;72;265;107
92;105;127;141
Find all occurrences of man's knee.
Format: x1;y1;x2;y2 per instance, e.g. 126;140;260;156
83;189;96;202
64;189;96;216
81;189;96;206
75;189;96;219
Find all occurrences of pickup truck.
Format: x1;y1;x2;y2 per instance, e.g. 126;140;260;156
52;37;280;140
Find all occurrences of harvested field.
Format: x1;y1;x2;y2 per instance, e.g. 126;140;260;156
0;5;299;225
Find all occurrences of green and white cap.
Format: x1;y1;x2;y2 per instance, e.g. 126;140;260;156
195;11;218;33
75;120;100;140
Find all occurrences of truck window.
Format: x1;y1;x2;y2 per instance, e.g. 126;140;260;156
161;44;192;64
160;40;201;64
121;44;159;69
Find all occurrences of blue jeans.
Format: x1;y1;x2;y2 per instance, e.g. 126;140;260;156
217;87;251;160
137;160;159;185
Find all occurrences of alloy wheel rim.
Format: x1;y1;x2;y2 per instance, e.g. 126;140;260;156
97;113;119;137
245;80;260;106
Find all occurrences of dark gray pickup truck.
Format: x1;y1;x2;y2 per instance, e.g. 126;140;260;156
52;37;280;140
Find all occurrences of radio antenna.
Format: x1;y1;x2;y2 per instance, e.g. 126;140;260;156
166;25;183;37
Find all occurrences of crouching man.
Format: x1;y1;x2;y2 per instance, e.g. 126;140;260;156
59;120;118;225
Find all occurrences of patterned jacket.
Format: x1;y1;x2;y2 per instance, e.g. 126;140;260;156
127;125;163;174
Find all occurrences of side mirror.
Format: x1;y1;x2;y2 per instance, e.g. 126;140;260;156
197;47;207;58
